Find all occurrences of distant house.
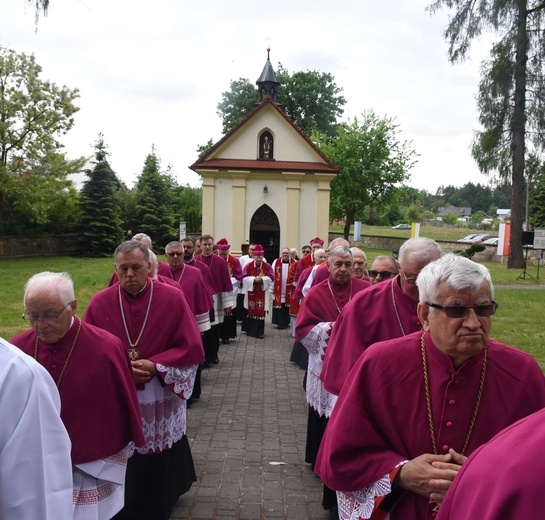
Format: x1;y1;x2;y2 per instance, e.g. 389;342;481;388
437;205;472;221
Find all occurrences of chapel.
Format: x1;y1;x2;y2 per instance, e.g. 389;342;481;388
190;50;339;260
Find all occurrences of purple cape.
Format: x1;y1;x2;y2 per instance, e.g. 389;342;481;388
168;263;214;316
196;253;234;294
321;275;421;396
437;406;545;519
83;279;204;394
295;277;369;341
316;331;545;519
11;318;145;464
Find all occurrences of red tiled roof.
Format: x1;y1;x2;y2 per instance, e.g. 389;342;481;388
191;158;338;173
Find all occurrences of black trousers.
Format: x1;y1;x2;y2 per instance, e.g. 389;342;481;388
112;436;196;520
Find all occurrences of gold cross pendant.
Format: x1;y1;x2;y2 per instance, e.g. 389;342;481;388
129;348;140;361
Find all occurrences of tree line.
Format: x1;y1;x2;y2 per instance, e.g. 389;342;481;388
9;0;545;268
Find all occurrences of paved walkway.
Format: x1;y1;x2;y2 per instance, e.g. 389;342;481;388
171;318;334;520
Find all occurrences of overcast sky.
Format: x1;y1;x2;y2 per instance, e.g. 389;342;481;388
2;0;496;193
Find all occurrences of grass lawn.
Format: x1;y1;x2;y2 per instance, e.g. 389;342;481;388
1;250;544;368
332;224;498;242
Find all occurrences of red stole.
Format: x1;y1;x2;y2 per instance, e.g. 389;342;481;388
247;261;269;319
288;260;301;316
273;257;294;307
226;254;236;276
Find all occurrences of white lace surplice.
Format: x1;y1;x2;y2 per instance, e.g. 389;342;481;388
301;321;337;417
136;364;197;454
73;443;132;520
337;461;408;520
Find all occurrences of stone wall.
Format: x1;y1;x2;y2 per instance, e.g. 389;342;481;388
0;236;74;258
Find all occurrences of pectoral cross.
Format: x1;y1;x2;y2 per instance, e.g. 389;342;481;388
129;348;140;361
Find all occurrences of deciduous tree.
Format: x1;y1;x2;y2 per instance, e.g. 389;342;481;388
216;65;346;136
216;79;259;134
0;47;84;235
315;112;417;239
276;64;346;137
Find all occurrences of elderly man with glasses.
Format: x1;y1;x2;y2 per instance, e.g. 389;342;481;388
11;271;145;520
316;254;545;520
322;237;443;397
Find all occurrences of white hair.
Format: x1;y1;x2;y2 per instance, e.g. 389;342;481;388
313;248;326;261
398;238;443;265
132;233;152;249
416;254;494;303
328;237;350;250
24;271;75;305
350;247;367;262
328;246;352;261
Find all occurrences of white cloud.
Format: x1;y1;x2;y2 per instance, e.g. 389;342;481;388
1;0;496;193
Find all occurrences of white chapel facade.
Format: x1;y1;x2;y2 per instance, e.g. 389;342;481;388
190;52;339;259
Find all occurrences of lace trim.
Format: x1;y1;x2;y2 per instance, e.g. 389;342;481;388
337;461;408;520
156;363;197;398
301;322;336;415
301;321;330;357
133;379;187;454
306;370;338;417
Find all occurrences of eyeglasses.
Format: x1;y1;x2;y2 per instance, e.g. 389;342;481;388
426;301;499;318
400;268;418;284
369;270;395;278
22;303;71;324
167;252;183;257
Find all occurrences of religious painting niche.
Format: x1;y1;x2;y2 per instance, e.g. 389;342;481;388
258;131;274;159
249;204;280;261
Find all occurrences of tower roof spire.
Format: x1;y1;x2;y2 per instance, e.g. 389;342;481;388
256;47;280;104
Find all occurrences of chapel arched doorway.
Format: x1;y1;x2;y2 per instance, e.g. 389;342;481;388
249;204;280;262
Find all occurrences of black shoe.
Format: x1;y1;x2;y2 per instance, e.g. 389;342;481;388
202;362;211;369
212;357;219;364
257;334;264;339
222;339;229;345
187;397;195;408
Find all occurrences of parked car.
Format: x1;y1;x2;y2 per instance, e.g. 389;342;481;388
457;234;480;243
482;236;499;246
457;233;493;244
392;224;411;230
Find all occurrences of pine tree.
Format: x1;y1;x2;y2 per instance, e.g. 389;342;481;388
530;169;545;228
133;149;178;248
76;136;123;256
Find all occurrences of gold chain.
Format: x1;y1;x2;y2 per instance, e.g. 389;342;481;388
391;279;406;336
35;318;82;388
420;332;487;456
119;282;154;361
327;280;353;315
